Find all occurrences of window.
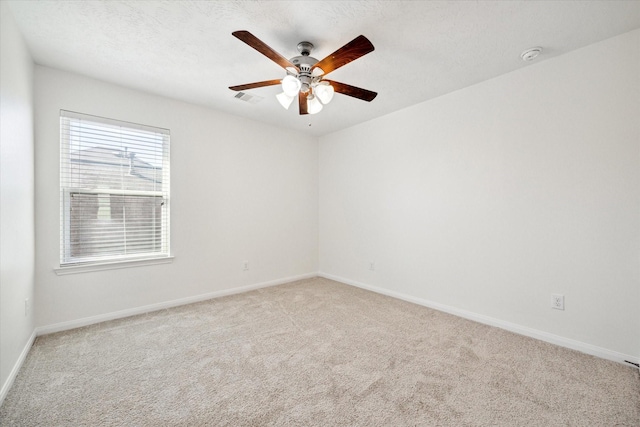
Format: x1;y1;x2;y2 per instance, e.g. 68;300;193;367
60;110;170;267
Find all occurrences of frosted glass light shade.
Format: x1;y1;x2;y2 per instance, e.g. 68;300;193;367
281;75;301;97
315;83;334;104
276;92;295;110
307;95;323;114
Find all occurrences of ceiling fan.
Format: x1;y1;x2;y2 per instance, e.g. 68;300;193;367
229;31;377;115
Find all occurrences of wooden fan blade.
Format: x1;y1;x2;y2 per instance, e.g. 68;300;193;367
311;35;374;76
325;80;377;102
232;30;298;71
229;79;282;91
299;92;308;115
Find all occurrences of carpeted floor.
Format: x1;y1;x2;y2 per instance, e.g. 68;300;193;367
1;277;639;426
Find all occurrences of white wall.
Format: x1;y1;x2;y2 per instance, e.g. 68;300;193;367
0;2;36;402
319;30;640;360
35;67;318;329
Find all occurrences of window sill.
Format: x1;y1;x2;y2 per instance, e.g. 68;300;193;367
54;256;174;276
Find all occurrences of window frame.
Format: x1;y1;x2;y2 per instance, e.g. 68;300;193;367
58;110;171;272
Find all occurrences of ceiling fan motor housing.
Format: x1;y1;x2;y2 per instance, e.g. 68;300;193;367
290;51;320;94
290;56;318;70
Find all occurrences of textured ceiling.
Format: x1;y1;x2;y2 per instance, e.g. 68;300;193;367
7;1;640;137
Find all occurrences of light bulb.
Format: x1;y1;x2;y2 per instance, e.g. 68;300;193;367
315;83;334;104
281;75;301;97
276;92;295;110
307;94;323;114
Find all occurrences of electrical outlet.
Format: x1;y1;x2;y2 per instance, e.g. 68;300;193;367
242;261;249;271
25;298;30;317
551;294;564;310
369;262;375;271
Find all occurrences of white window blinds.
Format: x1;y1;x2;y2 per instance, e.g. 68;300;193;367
60;110;170;266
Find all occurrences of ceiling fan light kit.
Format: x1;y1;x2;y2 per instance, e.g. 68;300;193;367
306;94;323;114
281;74;302;97
229;30;377;116
276;92;295;110
314;82;335;104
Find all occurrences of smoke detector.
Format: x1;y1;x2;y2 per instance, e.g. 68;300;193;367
521;47;542;62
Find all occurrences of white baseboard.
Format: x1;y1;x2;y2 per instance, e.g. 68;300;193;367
36;272;318;336
318;272;639;367
0;329;36;407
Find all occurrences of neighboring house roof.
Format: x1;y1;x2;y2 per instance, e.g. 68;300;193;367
70;146;162;184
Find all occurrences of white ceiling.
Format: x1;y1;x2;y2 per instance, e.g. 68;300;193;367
7;1;640;137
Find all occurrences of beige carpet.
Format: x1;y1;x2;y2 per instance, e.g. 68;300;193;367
1;277;638;426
